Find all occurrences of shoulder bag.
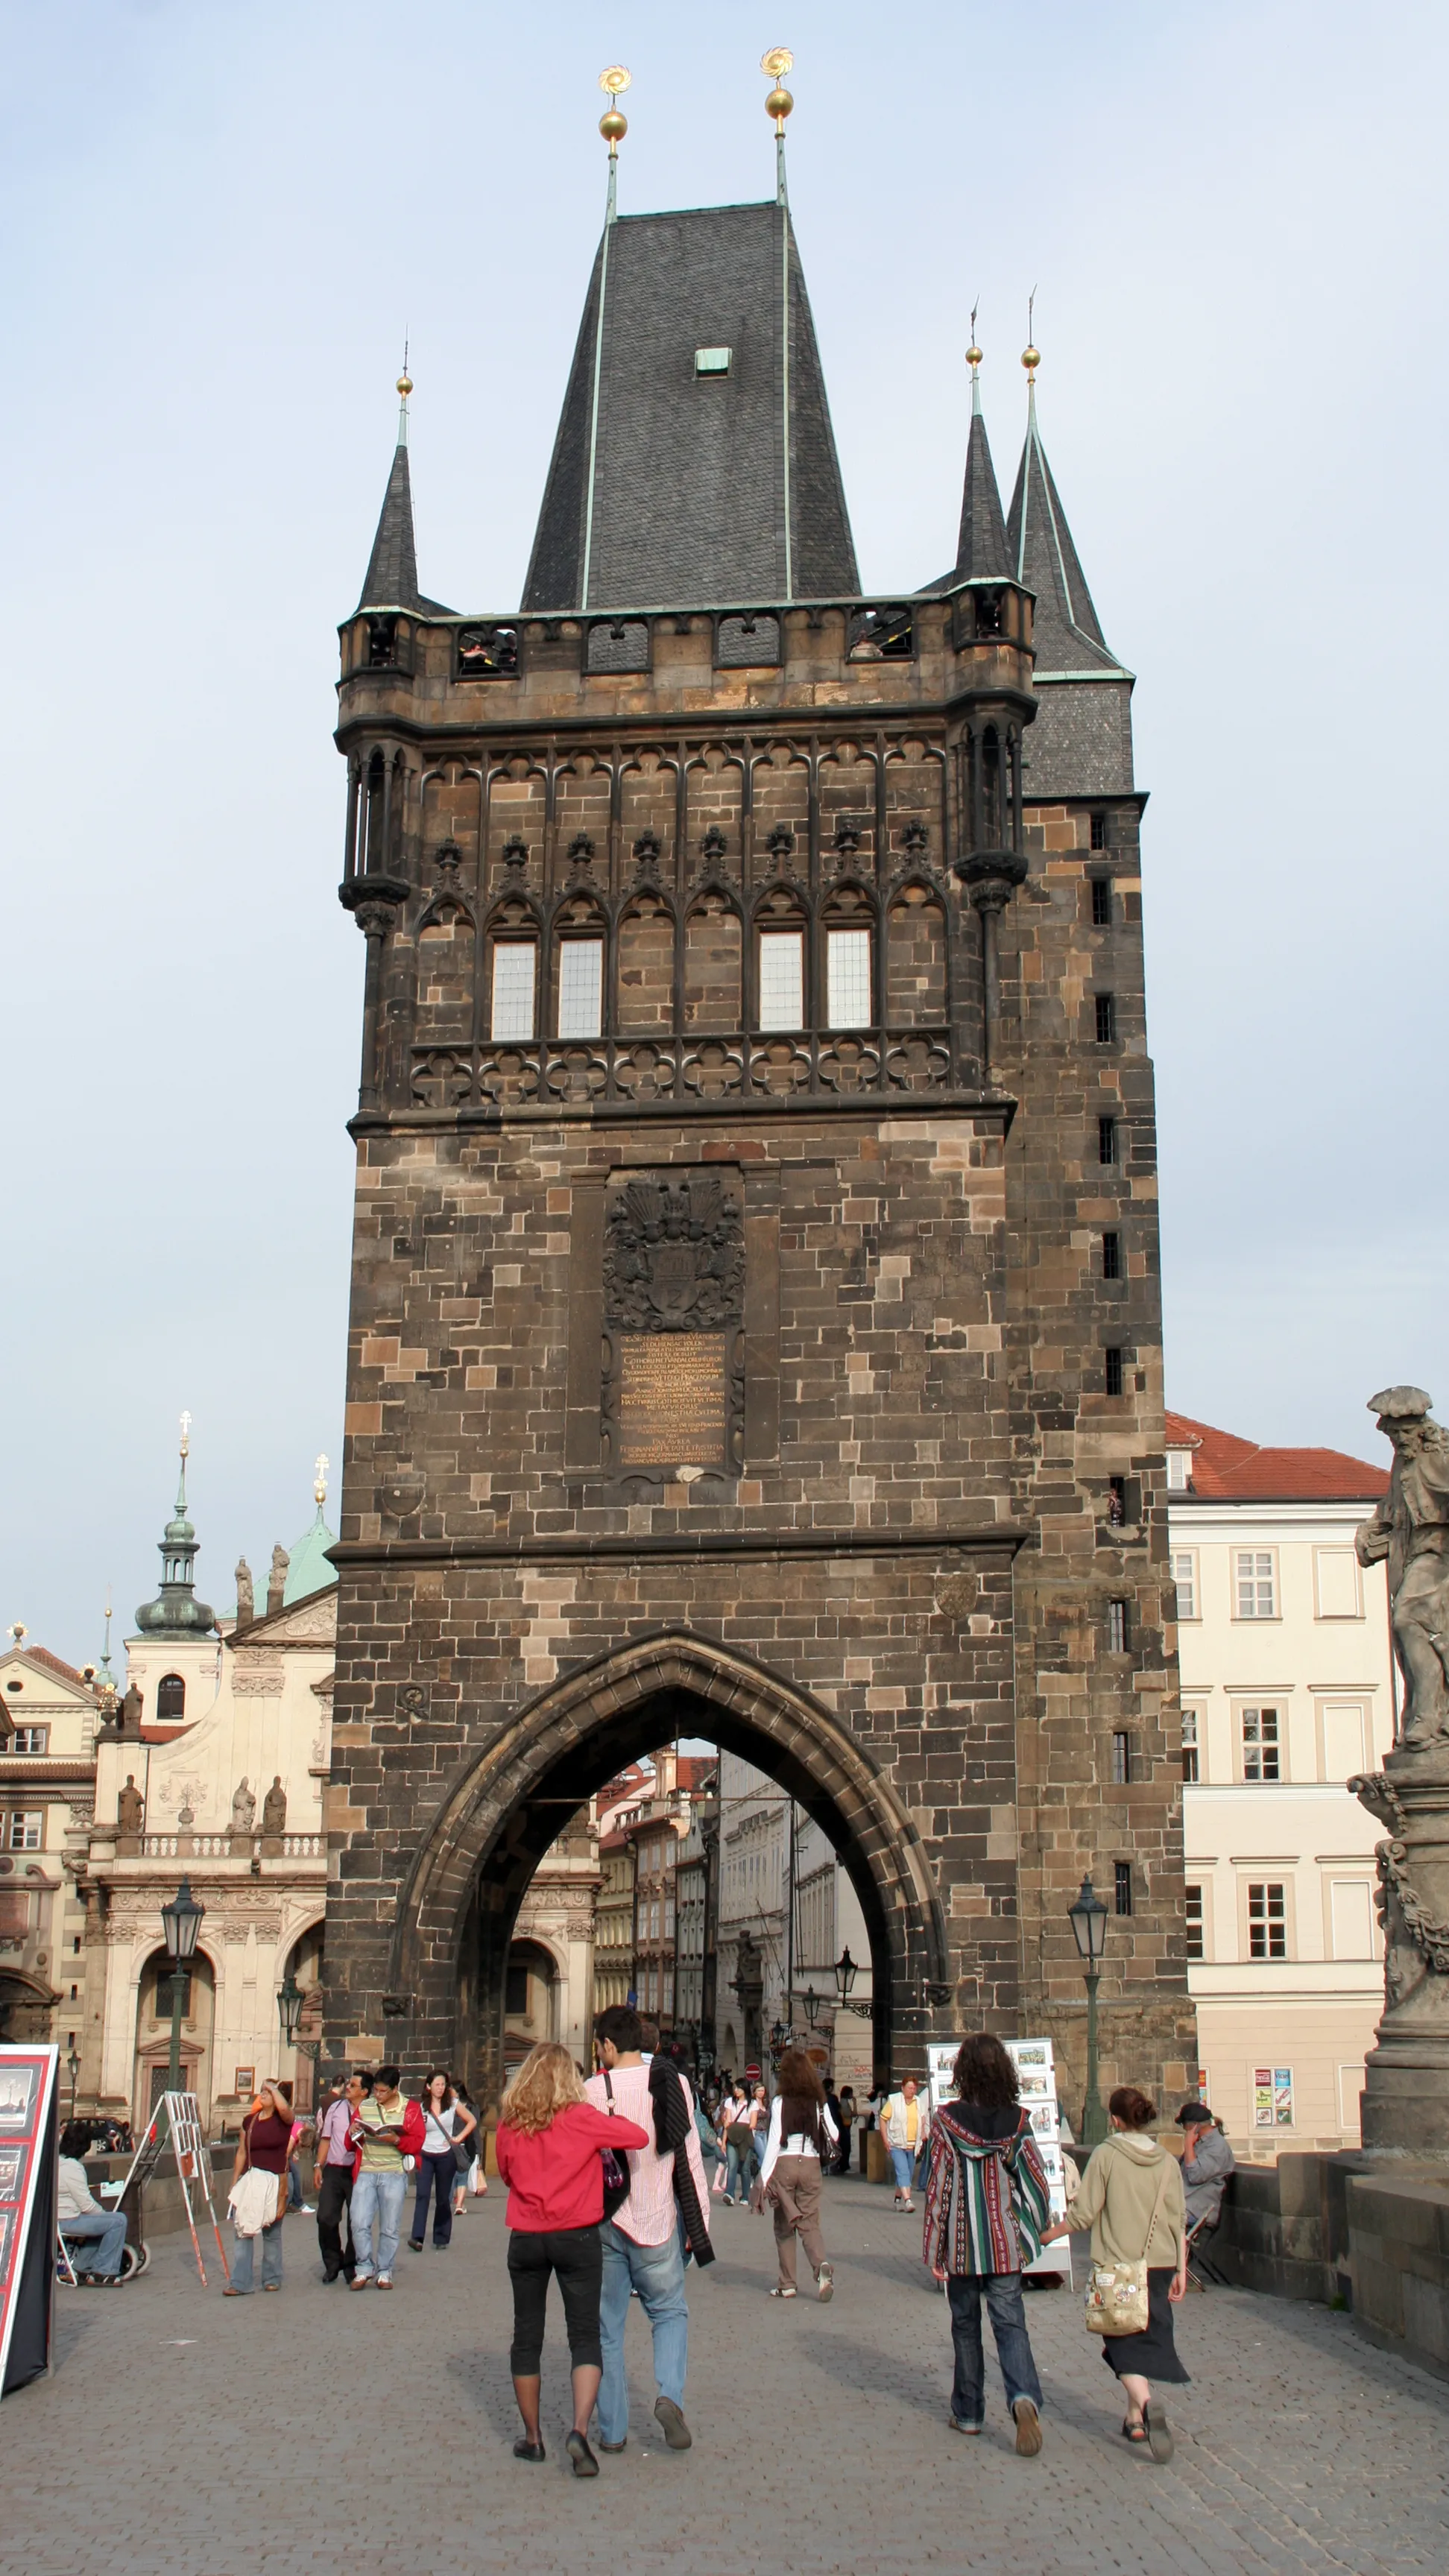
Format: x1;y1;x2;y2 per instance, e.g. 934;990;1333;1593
1083;2149;1174;2336
599;2071;632;2222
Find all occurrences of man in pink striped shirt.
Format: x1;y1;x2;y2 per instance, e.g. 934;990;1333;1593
584;2005;709;2452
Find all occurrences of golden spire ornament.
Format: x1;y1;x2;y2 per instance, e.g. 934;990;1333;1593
762;46;794;203
1022;287;1040;383
598;64;630;220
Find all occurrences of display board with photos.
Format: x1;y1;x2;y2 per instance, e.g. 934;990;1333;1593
1253;2066;1294;2130
0;2045;58;2396
926;2036;1073;2281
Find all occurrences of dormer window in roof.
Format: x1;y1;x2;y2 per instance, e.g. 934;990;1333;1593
1166;1448;1193;1491
695;345;732;376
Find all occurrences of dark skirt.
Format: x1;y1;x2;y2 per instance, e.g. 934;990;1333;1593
1098;2266;1190;2384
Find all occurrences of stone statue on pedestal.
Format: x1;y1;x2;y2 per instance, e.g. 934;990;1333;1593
262;1775;287;1837
230;1777;256;1837
116;1775;144;1836
234;1557;255;1628
267;1546;288;1619
1352;1386;1449;2157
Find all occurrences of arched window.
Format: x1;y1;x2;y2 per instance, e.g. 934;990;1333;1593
156;1674;186;1722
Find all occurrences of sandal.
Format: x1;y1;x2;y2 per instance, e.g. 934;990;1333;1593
1144;2403;1174;2463
1122;2416;1149;2443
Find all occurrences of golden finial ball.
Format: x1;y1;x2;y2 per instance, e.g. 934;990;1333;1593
965;343;983;368
1021;344;1040;373
397;370;413;399
765;83;794;122
599;108;628;143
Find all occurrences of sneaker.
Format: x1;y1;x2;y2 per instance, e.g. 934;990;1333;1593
1013;2397;1044;2457
949;2417;982;2435
376;2274;393;2290
817;2261;834;2302
349;2275;370;2291
653;2396;692;2450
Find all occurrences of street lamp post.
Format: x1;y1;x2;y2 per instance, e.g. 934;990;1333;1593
66;2044;80;2124
1067;1874;1109;2147
159;1876;205;2099
833;1946;874;2018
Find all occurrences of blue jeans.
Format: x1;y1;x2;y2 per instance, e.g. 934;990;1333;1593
891;2145;918;2193
596;2220;689;2446
63;2209;129;2279
229;2217;283;2292
411;2150;455;2247
350;2170;406;2280
946;2272;1044;2426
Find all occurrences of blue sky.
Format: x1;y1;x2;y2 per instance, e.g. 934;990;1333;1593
3;1;1445;1657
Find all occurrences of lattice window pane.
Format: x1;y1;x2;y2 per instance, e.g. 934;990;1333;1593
490;942;537;1041
1241;1705;1281;1782
557;938;604;1040
1248;1881;1287;1960
1170;1550;1197;1620
1235;1550;1276;1619
5;1811;42;1850
758;930;804;1031
1184;1884;1204;1959
827;927;871;1029
1181;1705;1200;1783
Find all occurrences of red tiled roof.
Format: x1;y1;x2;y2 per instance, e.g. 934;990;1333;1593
7;1644;94;1689
1164;1410;1388;1503
675;1755;717;1792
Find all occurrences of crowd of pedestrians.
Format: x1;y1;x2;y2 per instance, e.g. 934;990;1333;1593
200;2024;1206;2475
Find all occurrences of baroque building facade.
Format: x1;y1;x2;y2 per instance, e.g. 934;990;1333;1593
323;107;1193;2116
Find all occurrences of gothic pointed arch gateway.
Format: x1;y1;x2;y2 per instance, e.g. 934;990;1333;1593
385;1632;951;2098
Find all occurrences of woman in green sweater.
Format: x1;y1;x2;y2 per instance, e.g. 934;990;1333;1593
1041;2084;1187;2461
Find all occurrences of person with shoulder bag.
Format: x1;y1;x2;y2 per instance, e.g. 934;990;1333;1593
224;2077;293;2296
757;2048;838;2301
408;2068;477;2253
1041;2083;1188;2462
719;2082;754;2206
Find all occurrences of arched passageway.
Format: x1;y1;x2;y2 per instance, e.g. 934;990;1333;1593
385;1632;951;2109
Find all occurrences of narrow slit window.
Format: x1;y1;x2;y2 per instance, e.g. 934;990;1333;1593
1114;1858;1134;1914
1095;992;1117;1042
1099;1115;1118;1166
1181;1707;1200;1783
490;942;537;1042
1106;1598;1128;1654
758;929;804;1031
1090;812;1108;850
826;927;872;1029
1111;1731;1134;1785
1105;1348;1124;1397
1091;875;1111;924
1102;1231;1122;1280
557;938;604;1040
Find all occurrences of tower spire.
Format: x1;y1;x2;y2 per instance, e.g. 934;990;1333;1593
950;312;1011;581
1006;323;1123;675
136;1415;215;1638
357;362;423;613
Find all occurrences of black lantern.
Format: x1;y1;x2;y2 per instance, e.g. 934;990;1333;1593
801;1986;822;2031
277;1972;303;2046
160;1875;204;1963
1068;1874;1108;1965
833;1945;859;2004
768;2019;789;2053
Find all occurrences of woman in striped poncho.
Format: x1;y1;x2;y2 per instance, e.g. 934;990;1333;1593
922;2034;1052;2455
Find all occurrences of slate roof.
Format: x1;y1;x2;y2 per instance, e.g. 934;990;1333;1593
523;201;859;613
921;388;1011;593
1164;1410;1388;1503
357;440;452;616
1006;391;1124;678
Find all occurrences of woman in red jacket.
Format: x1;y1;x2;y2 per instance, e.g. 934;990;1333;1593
495;2041;648;2476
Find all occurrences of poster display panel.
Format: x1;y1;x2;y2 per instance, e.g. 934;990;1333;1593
0;2045;57;2396
926;2036;1073;2282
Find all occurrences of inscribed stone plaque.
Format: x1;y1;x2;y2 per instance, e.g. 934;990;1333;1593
619;1333;727;1466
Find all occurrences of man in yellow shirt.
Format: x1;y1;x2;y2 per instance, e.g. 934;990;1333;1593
880;2078;930;2210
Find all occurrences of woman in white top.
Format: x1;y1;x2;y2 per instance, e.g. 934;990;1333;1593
408;2070;478;2253
719;2084;754;2206
757;2049;838;2301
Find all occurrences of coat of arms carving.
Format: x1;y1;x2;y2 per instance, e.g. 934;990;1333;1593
602;1175;745;1332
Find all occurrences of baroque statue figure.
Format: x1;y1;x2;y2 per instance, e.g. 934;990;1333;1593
116;1774;144;1834
262;1775;287;1836
230;1776;256;1835
234;1556;255;1626
1356;1386;1449;1748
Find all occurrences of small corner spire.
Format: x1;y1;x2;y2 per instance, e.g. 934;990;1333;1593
762;46;794;205
599;65;630;224
951;309;1010;582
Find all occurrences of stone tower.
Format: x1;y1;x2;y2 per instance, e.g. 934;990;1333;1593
324;116;1193;2112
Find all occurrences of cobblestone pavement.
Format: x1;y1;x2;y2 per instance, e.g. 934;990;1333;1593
9;2176;1447;2575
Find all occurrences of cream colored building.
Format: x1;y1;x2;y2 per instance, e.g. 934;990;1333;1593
0;1640;101;2057
1167;1411;1392;2152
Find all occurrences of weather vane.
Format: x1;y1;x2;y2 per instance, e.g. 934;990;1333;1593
179;1409;192;1459
762;48;795;202
1023;287;1040;382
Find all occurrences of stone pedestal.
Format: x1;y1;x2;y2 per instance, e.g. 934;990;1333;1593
1354;1742;1449;2159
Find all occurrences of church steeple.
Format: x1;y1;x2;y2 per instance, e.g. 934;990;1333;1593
135;1415;215;1638
954;329;1011;581
1006;343;1123;677
357;370;424;614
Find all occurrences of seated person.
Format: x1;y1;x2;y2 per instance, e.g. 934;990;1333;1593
1175;2102;1235;2229
58;2123;129;2282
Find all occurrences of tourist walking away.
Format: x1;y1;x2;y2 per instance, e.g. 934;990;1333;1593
495;2039;648;2475
349;2065;425;2290
1176;2101;1234;2230
835;2084;857;2174
748;2080;770;2196
923;2034;1052;2454
585;2004;712;2454
57;2124;129;2282
719;2079;753;2205
452;2080;487;2212
881;2075;929;2209
409;2069;477;2252
1041;2085;1188;2460
314;2072;362;2282
224;2077;293;2296
758;2047;838;2301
